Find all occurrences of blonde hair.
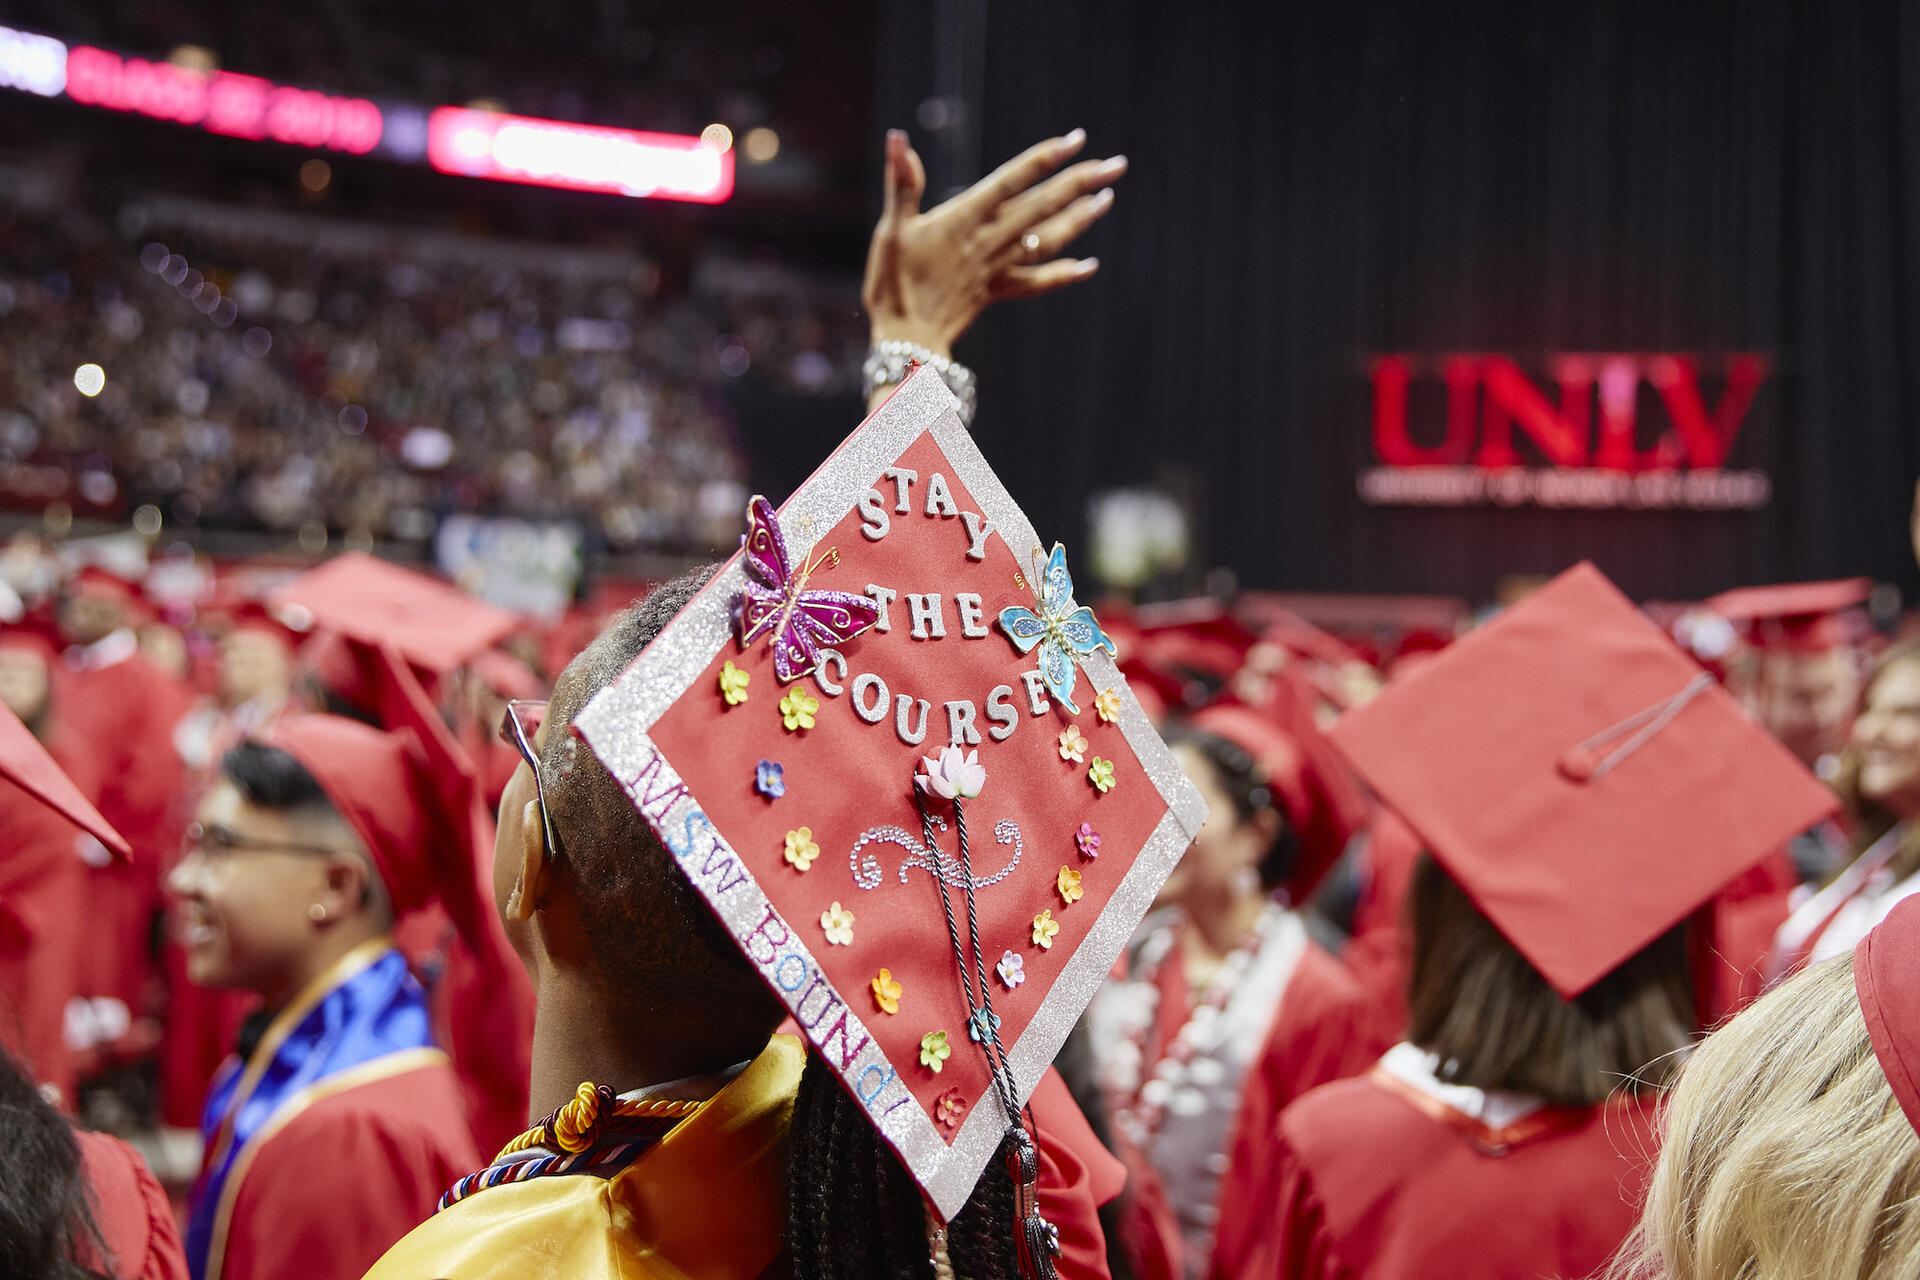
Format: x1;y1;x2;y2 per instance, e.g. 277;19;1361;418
1611;952;1920;1279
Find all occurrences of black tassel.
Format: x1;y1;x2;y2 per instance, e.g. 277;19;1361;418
1005;1128;1059;1280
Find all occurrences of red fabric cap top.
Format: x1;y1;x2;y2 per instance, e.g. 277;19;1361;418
570;367;1207;1221
0;623;59;663
1705;578;1873;653
1856;895;1920;1137
0;704;128;858
1330;562;1838;998
469;649;546;701
269;552;516;675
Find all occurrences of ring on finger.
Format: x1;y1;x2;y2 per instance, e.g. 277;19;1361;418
1020;232;1043;264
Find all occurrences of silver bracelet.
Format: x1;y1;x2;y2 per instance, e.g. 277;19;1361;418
862;340;977;426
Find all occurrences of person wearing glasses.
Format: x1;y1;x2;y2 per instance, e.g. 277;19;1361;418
165;715;483;1280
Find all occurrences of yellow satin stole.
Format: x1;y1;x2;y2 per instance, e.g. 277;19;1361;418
363;1035;804;1280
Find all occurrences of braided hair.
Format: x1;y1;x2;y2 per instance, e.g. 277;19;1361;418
786;1052;1021;1280
1162;725;1300;889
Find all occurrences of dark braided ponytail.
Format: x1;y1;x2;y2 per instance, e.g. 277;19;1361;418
787;1052;1022;1280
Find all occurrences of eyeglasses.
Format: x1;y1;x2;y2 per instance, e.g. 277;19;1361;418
184;821;354;861
499;699;563;861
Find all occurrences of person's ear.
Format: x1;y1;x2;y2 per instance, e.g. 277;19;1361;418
504;798;552;921
317;855;371;924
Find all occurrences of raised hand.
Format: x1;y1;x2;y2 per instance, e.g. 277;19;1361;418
862;127;1126;360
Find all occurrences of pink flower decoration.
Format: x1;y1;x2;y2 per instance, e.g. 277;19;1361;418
1075;822;1101;859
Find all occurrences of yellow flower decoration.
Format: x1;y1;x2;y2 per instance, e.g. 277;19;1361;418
820;901;855;946
718;660;750;706
783;826;819;872
871;968;903;1015
1057;724;1088;763
1088;756;1116;794
1057;865;1084;906
919;1030;952;1073
1094;687;1123;724
780;688;819;732
1032;909;1061;949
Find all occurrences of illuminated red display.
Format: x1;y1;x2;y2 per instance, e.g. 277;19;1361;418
1361;353;1774;511
426;107;734;204
63;45;382;154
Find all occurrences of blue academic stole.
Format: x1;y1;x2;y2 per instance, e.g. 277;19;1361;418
185;940;446;1280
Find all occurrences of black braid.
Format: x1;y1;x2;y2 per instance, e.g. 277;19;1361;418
787;1052;1020;1279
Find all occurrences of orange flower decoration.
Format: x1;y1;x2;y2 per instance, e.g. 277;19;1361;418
1057;865;1084;906
871;968;903;1015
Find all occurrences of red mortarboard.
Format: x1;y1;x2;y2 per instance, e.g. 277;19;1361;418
1329;562;1838;998
268;552;517;674
0;704;128;858
1856;895;1920;1135
204;596;311;651
469;648;547;701
573;368;1206;1221
1705;578;1873;654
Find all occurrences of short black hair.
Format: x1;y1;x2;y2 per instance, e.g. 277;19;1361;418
543;566;785;1040
219;741;331;812
1162;724;1300;889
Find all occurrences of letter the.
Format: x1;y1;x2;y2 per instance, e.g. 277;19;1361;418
954;592;988;638
864;584;897;634
907;593;947;640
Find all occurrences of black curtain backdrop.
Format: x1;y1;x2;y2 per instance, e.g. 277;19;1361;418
867;0;1920;603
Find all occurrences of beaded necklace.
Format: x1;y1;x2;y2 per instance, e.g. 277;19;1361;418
1109;900;1282;1148
438;1082;705;1212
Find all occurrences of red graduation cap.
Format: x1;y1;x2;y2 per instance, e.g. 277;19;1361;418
0;703;128;859
573;367;1207;1221
1856;894;1920;1135
268;552;517;675
1705;578;1873;654
1187;673;1371;901
1329;562;1838;998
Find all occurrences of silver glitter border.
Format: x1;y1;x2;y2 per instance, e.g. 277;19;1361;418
576;367;1207;1221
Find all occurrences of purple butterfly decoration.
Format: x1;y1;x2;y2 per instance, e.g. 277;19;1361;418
734;495;881;682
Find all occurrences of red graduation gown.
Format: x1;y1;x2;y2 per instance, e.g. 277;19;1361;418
1248;1069;1658;1280
55;644;192;1037
1206;945;1393;1280
0;779;88;1106
210;1062;478;1280
76;1129;191;1280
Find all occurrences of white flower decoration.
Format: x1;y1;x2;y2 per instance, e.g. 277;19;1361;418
916;745;987;801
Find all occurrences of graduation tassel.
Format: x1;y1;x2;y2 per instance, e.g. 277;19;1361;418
1005;1127;1059;1280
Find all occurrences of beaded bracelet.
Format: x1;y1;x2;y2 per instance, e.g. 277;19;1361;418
862;340;978;427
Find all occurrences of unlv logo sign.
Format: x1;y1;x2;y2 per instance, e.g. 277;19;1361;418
1360;353;1772;511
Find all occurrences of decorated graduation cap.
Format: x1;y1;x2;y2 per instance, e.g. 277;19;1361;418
1856;894;1920;1136
0;703;129;858
269;552;518;675
573;368;1206;1246
1329;561;1837;999
1706;577;1873;654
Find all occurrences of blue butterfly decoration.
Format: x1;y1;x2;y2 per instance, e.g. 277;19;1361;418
996;544;1116;715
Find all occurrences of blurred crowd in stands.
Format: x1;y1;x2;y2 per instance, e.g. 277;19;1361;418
0;190;867;555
